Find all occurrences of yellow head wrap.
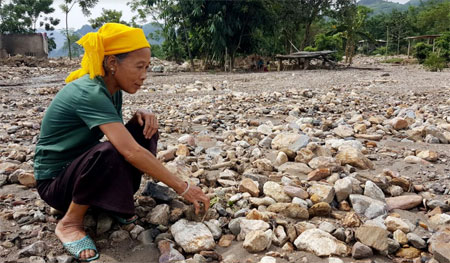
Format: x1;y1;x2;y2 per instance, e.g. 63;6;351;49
65;23;151;83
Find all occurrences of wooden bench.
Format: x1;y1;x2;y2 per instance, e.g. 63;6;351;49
275;51;337;71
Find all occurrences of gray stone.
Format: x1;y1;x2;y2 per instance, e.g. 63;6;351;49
148;204;170;226
349;194;387;219
29;256;46;263
228;218;242;236
387;238;400;254
96;213;113;235
137;229;154;245
407;233;426;249
239;219;271;240
243;229;273;252
110;230;130;242
288;135;310;152
0;173;7;186
352;241;373;259
56;255;74;263
273;225;288;247
18;241;47;257
334;177;353;202
204;219;222;240
364;181;385;201
130;225;145;239
259;136;272;148
319;221;336;233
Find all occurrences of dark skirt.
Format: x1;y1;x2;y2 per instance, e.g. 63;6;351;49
36;116;158;217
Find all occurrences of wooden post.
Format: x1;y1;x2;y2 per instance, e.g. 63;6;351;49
407;39;411;58
278;58;282;71
432;38;435;52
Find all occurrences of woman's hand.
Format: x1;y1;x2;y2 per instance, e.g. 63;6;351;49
136;109;158;139
181;183;210;215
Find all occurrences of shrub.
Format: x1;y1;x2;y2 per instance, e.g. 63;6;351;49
313;33;343;61
414;42;433;63
372;46;387;56
423;53;447;71
381;58;404;64
150;44;165;59
435;31;450;62
304;46;317;52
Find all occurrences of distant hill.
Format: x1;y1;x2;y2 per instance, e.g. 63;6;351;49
42;23;163;58
358;0;431;15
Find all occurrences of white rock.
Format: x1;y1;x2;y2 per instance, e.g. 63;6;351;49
171;219;215;253
263;181;291;202
294;229;349;257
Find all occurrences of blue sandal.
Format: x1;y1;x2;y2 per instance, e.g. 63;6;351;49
63;235;99;262
111;214;138;225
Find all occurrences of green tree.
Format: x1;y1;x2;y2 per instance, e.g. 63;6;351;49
332;1;372;64
0;0;59;33
416;1;450;34
62;31;83;57
89;8;129;29
59;0;98;59
0;0;60;52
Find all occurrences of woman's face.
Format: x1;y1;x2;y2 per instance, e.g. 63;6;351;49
114;47;151;94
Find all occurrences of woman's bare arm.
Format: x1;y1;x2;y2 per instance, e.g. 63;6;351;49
99;122;209;214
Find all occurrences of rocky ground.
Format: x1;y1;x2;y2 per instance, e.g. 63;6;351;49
0;56;449;263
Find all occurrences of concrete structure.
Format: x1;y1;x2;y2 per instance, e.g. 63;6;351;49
0;33;48;58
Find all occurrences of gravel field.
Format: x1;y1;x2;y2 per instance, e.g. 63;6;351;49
0;56;449;263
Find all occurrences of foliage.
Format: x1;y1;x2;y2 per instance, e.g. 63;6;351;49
124;0;450;68
89;9;129;29
372;46;387;55
0;0;60;54
330;1;372;64
423;52;447;71
381;57;404;63
0;0;60;33
314;33;344;61
416;1;450;34
435;31;450;61
47;36;57;52
62;31;83;57
414;42;433;63
59;0;98;59
150;44;164;59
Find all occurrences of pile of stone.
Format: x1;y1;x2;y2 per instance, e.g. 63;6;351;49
1;63;449;263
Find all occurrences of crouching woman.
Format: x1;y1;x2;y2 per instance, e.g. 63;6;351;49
33;23;209;262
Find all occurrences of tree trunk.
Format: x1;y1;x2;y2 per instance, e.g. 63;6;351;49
66;12;72;60
301;22;312;50
182;22;194;72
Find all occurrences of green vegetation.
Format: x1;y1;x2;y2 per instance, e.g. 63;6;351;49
424;53;446;71
0;0;60;51
89;9;129;29
381;58;404;64
59;0;98;59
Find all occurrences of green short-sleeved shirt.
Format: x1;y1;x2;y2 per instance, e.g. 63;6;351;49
34;74;123;180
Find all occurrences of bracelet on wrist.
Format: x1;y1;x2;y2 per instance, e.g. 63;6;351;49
179;181;190;197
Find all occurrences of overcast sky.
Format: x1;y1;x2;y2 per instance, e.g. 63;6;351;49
50;0;136;30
